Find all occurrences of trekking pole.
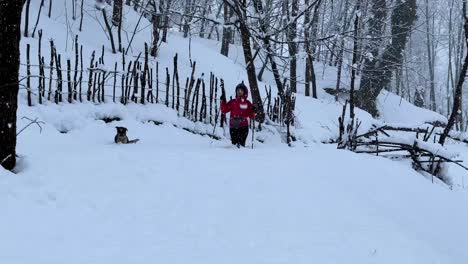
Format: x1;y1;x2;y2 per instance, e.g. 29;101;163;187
251;118;255;149
212;94;226;137
211;109;220;137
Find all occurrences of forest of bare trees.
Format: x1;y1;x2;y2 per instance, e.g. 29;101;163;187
2;0;468;170
111;0;468;124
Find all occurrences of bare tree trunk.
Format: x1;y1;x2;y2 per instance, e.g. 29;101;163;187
48;0;53;17
309;1;322;99
183;0;192;38
102;9;117;54
161;0;172;42
207;3;223;40
425;0;436;112
357;0;417;117
251;0;284;95
112;0;123;26
151;13;161;57
0;0;23;170
335;0;351;101
24;0;31;37
287;0;298;93
199;1;210;38
439;3;468;145
32;0;45;38
446;0;455;116
304;0;322;98
220;3;233;56
395;68;402;96
117;4;123;52
349;0;362;120
239;22;264;122
79;0;84;31
225;0;265;122
304;0;312;97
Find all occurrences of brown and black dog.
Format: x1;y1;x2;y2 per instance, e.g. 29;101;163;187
114;126;139;144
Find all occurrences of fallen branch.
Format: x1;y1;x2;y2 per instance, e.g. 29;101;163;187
17;117;45;136
357;124;468;144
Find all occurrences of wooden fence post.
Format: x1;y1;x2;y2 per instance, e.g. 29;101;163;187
67;59;72;103
26;44;32;106
165;67;170;107
87;51;96;101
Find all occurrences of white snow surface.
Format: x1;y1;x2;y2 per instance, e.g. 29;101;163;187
2;1;468;263
378;91;448;126
3;105;468;264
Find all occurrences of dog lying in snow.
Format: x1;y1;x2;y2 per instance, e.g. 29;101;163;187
114;126;139;144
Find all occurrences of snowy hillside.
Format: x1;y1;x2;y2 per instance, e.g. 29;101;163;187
1;1;468;263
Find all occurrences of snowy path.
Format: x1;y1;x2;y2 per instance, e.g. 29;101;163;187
1;120;468;264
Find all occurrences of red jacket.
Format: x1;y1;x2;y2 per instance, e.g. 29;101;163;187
221;95;255;127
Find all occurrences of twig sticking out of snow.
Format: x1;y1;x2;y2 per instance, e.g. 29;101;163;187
17;117;45;136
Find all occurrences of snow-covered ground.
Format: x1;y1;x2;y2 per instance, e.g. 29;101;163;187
2;1;468;263
2;105;468;263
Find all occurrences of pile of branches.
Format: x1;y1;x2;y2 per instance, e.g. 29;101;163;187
337;104;467;185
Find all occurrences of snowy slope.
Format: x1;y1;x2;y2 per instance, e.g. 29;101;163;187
2;1;468;263
2;117;468;263
378;90;448;126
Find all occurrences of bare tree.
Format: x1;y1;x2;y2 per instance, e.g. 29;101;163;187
112;0;123;26
424;0;437;112
161;0;172;42
102;8;117;53
150;0;162;56
0;0;24;170
439;1;468;145
220;2;233;56
356;0;417;117
224;0;265;122
304;0;321;98
287;0;299;93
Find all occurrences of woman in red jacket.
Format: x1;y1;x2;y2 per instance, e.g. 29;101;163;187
221;83;256;147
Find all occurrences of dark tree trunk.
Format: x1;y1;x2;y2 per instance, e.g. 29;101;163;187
161;0;172;42
32;0;45;38
199;0;210;38
102;9;117;53
48;0;53;17
112;0;123;26
24;0;31;37
0;0;23;170
251;0;284;95
183;0;192;38
356;0;416;117
334;0;351;101
117;5;123;52
226;0;265;122
151;13;161;57
349;0;362;120
287;0;298;93
304;0;321;98
220;3;233;56
439;4;468;145
304;0;312;97
425;0;436;112
79;0;84;31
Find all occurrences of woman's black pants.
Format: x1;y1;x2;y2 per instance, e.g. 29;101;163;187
230;126;249;147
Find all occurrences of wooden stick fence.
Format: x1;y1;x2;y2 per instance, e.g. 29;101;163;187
21;38;294;130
